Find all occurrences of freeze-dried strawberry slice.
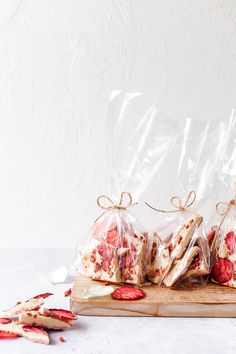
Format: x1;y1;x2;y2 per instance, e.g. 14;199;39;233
97;243;114;260
0;318;11;324
212;258;233;283
0;330;19;339
101;259;110;271
120;252;134;268
225;231;236;254
32;293;53;300
48;309;77;321
106;228;119;246
111;286;145;301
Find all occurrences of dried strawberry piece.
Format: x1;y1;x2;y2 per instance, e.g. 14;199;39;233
154;269;161;277
90;254;96;263
177;235;183;244
64;288;72;297
101;259;110;271
0;330;19;339
0;318;11;324
120;252;134;268
212;258;233;283
106;228;119;246
59;336;66;342
94;263;101;272
48;309;77;320
225;231;236;254
32;293;53;300
122;273;133;281
111;286;145;301
102;281;110;286
122;238;137;252
97;243;113;260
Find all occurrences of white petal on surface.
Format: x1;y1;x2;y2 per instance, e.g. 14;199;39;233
44;266;68;284
81;285;114;299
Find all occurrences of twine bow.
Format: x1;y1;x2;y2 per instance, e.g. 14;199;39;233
145;190;196;213
95;192;137;222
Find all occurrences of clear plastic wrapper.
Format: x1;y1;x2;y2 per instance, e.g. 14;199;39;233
144;117;229;288
74;91;177;285
210;110;236;288
211;187;236;288
146;192;209;288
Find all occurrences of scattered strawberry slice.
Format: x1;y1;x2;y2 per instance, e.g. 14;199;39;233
225;231;236;254
2;293;53;318
111;286;145;301
212;258;233;283
59;336;66;342
0;330;19;339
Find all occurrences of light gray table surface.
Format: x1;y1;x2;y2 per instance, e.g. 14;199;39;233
0;248;236;354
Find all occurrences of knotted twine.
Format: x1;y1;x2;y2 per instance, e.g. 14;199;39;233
95;191;137;223
145;190;197;214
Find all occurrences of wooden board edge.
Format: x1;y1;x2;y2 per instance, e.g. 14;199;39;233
70;300;236;317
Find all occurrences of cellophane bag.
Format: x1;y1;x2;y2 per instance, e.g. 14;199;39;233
74;91;177;285
210;111;236;288
146;118;227;288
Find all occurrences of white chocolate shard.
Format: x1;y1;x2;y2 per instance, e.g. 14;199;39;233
19;311;71;330
163;246;200;287
1;293;52;318
148;233;170;284
170;215;203;260
0;321;49;344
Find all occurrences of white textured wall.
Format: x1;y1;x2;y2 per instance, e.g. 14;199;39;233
1;0;236;247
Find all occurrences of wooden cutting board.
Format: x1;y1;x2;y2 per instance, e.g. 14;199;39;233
70;276;236;317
